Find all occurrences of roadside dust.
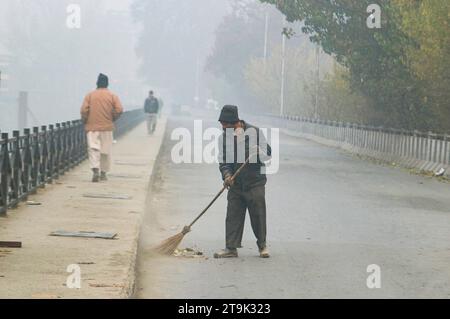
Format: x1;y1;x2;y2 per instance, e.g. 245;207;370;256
135;119;210;298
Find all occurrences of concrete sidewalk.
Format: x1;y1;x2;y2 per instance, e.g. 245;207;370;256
0;119;166;299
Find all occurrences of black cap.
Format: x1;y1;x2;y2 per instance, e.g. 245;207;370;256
97;73;109;88
219;105;240;123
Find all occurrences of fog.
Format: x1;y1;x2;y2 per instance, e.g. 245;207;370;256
0;0;231;132
3;0;444;134
1;0;449;301
1;0;328;134
0;0;137;131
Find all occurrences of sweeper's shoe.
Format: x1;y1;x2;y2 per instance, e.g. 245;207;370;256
259;247;270;258
214;248;238;259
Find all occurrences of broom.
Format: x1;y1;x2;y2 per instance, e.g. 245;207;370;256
152;154;254;256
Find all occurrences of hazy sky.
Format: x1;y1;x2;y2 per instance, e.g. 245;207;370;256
0;0;144;131
0;0;265;132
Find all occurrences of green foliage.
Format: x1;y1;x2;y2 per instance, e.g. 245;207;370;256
394;0;450;132
317;64;378;124
244;43;327;116
260;0;449;131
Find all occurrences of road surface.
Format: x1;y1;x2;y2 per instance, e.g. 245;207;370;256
135;116;450;299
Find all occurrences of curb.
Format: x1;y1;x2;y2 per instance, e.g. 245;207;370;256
119;212;143;298
277;127;449;181
119;119;167;299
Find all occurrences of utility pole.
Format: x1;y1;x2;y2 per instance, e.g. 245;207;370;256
314;45;320;119
18;91;28;131
263;11;269;68
194;53;200;108
280;19;286;117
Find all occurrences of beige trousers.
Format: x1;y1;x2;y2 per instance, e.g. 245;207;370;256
87;131;113;173
146;114;158;134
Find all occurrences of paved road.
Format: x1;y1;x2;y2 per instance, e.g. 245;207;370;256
136;116;450;299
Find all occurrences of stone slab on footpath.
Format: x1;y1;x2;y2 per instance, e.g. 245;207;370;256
0;119;166;298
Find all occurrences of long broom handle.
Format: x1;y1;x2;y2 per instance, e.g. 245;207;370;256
188;155;253;229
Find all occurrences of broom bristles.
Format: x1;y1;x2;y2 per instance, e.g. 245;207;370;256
152;232;186;256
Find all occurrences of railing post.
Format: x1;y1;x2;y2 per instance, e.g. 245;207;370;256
414;130;420;160
48;124;55;183
432;133;437;163
31;126;40;193
72;120;80;165
41;125;48;187
60;122;67;172
60;122;68;174
410;130;414;159
401;130;406;157
382;128;387;154
420;131;425;160
23;128;32;198
376;127;382;153
0;133;11;215
55;123;62;178
444;134;449;165
391;129;396;156
429;131;436;163
389;129;395;156
66;121;74;168
404;130;409;157
11;130;22;207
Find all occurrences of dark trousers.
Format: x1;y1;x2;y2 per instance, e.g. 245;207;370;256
226;185;267;250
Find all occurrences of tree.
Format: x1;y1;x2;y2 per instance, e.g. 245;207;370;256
206;1;292;109
244;42;333;116
260;0;430;130
394;0;450;131
132;0;228;103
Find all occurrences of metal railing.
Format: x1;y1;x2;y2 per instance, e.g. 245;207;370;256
255;114;450;170
114;109;146;139
0;109;145;215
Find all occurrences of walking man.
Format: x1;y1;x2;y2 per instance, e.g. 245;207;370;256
81;73;123;182
215;105;272;259
144;90;160;134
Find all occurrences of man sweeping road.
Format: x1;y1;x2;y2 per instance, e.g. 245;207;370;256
215;105;272;259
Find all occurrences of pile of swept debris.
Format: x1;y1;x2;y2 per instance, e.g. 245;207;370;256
173;247;204;258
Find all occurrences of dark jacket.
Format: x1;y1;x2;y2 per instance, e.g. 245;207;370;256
144;97;159;114
219;121;272;191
